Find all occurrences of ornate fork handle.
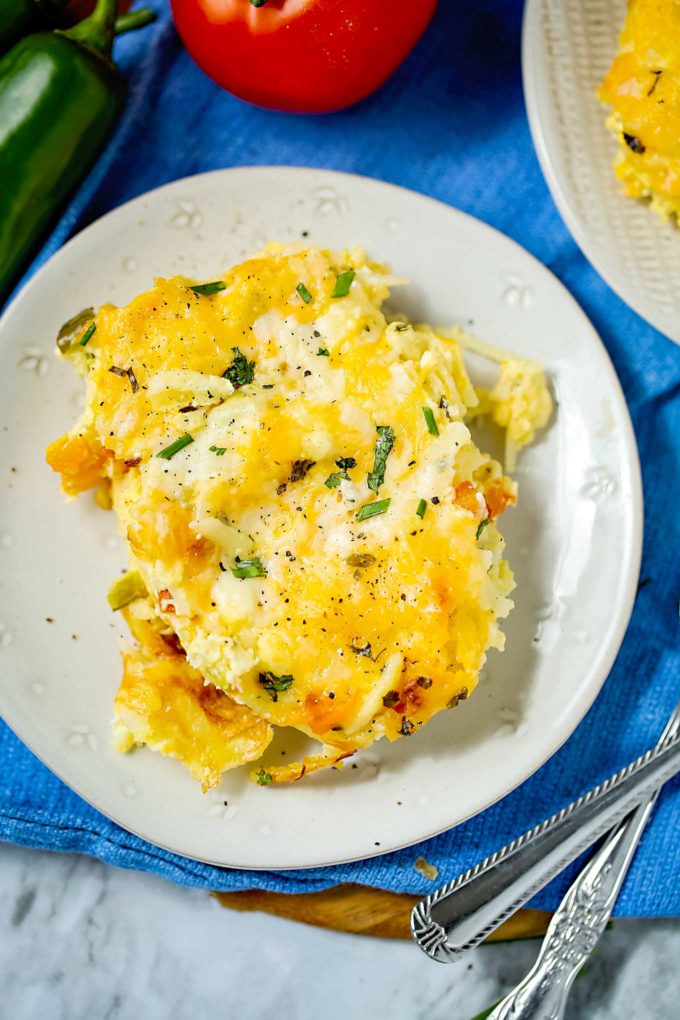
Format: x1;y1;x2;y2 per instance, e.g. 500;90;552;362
486;704;680;1018
411;725;680;963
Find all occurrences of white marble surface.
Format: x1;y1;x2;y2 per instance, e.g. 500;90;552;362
1;844;679;1020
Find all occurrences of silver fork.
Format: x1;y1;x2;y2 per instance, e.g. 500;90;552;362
485;701;680;1019
412;701;680;962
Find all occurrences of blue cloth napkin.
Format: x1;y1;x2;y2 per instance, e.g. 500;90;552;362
1;0;679;915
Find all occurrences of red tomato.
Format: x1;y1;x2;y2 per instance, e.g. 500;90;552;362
170;0;438;114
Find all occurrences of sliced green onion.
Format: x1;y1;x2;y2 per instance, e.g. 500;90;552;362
416;498;427;519
231;557;267;579
332;270;355;298
209;445;226;456
190;280;226;296
79;322;96;347
476;518;490;540
296;282;313;304
422;406;439;437
255;768;273;784
157;433;194;460
356;498;391;522
317;347;330;356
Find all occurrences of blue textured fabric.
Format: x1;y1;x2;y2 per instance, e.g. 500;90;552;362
1;0;679;914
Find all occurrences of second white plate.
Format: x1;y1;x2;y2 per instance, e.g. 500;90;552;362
523;0;680;345
0;167;641;869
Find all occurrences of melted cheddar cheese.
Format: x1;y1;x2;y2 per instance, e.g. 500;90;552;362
47;245;551;787
598;0;680;220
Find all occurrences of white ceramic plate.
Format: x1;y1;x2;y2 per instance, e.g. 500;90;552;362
523;0;680;345
0;168;641;870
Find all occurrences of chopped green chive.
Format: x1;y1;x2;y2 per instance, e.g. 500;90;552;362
296;282;313;304
394;323;411;332
476;518;490;540
209;445;226;456
422;406;440;437
367;425;395;493
332;270;355;298
336;456;356;470
190;280;226;296
224;346;255;387
317;347;330;356
255;768;273;785
157;433;194;460
262;383;274;389
416;498;427;519
231;557;266;579
79;322;96;347
356;498;391;522
259;671;293;701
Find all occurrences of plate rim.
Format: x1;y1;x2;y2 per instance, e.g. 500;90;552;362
0;165;644;870
521;0;678;346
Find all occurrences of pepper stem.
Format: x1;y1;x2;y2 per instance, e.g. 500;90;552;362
114;7;156;36
62;0;117;58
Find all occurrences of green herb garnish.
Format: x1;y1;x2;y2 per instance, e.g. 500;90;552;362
296;282;313;304
289;459;315;483
157;433;194;460
262;384;274;389
255;768;273;784
209;445;226;456
331;270;355;298
231;557;267;579
224;346;255;388
416;498;427;519
250;0;268;7
79;322;96;347
317;347;330;356
476;518;490;540
356;498;391;522
422;406;439;437
325;455;357;489
394;323;411;332
109;365;138;393
259;671;293;701
367;425;395;493
190;280;226;297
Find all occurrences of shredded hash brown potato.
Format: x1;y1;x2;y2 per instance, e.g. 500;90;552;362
598;0;680;221
47;244;552;787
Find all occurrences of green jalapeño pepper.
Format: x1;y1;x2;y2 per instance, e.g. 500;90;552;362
0;0;123;303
